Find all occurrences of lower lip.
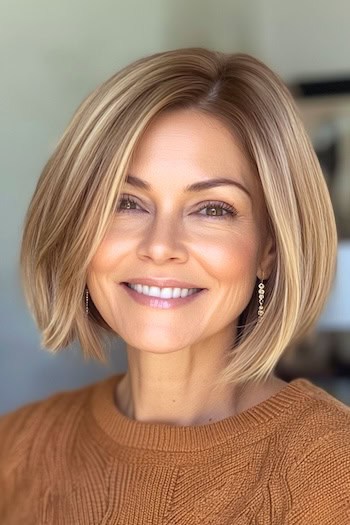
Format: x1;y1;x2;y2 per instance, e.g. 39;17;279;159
120;283;207;309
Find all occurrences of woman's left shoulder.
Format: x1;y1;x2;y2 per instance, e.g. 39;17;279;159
293;377;350;427
286;389;350;465
281;378;350;469
282;380;350;522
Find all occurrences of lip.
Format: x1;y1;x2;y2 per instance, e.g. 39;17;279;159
120;278;206;289
120;283;208;309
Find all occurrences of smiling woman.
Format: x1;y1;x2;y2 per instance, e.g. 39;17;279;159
1;47;350;524
87;107;274;370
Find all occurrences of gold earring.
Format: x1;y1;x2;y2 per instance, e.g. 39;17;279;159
85;288;89;316
257;275;265;321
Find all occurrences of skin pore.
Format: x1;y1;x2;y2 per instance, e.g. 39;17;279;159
86;108;287;426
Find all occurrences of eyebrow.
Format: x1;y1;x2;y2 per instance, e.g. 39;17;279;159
125;174;251;199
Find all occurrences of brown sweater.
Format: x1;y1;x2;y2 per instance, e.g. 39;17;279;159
1;373;350;524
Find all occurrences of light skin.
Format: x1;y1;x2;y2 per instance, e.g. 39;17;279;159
86;108;287;426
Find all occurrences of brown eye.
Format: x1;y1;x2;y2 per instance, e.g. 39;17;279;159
196;201;237;220
116;195;142;213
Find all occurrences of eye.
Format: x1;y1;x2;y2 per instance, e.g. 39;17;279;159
196;200;237;220
116;195;237;221
116;195;142;213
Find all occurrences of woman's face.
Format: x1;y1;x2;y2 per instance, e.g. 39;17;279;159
87;109;275;355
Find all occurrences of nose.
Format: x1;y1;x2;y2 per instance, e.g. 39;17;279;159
136;212;188;263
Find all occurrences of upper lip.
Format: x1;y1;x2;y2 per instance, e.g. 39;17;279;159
121;278;205;289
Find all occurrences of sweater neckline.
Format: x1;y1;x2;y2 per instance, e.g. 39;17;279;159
89;373;311;452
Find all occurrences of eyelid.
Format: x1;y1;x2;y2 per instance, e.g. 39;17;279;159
119;192;238;208
197;199;237;214
117;194;239;218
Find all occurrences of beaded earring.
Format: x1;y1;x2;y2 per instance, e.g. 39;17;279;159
257;275;265;321
85;287;89;316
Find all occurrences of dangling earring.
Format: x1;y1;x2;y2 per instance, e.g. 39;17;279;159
257;275;265;321
85;287;89;316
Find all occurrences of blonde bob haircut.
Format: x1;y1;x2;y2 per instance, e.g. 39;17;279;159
20;47;337;390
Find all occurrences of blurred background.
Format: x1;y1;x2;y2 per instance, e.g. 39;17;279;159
1;0;349;415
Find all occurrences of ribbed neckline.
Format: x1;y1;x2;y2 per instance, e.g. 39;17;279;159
88;373;313;453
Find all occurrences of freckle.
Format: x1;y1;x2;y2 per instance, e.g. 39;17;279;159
209;417;212;422
172;399;176;403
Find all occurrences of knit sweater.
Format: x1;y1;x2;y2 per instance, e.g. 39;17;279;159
1;373;350;524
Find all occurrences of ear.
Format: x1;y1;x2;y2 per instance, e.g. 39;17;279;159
258;231;276;280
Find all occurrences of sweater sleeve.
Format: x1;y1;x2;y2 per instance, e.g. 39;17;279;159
0;388;91;524
0;401;45;522
285;429;350;524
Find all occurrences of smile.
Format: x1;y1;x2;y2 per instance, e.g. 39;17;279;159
125;283;202;299
120;283;207;310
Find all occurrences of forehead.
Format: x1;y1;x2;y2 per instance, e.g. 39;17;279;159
129;109;259;196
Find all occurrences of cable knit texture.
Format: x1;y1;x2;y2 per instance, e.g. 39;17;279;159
1;373;350;524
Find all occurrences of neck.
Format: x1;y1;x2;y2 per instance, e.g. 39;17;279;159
115;366;284;426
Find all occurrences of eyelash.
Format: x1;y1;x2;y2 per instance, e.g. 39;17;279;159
116;195;237;220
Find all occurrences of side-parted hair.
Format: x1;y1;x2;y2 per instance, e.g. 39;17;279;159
20;47;337;389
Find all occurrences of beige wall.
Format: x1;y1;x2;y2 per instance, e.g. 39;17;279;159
257;0;350;80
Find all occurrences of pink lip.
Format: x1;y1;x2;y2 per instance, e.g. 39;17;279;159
121;278;206;289
120;283;207;309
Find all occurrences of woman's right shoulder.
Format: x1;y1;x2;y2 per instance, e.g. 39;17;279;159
0;380;96;474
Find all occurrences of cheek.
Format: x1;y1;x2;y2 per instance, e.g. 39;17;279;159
85;236;125;323
87;234;125;275
85;236;123;318
201;230;259;284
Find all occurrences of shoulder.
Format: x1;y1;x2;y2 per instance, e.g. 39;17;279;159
284;378;350;444
282;378;350;464
285;384;350;474
282;379;350;522
0;379;97;475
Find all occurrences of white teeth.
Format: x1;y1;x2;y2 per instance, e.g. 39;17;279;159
127;284;200;299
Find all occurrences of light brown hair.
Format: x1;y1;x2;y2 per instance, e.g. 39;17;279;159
20;47;337;388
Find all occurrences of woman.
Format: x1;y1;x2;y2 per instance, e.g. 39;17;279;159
1;47;349;524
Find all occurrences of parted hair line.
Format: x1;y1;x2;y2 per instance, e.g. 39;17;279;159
19;47;337;390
